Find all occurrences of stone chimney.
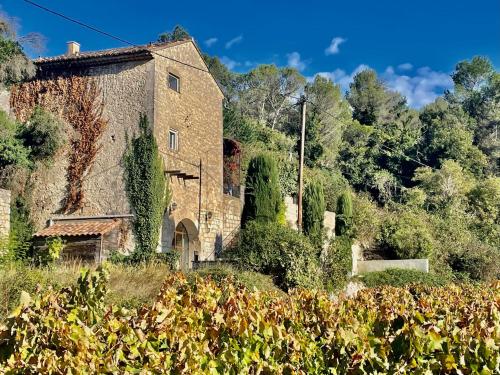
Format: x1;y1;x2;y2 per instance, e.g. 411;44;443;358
66;41;80;56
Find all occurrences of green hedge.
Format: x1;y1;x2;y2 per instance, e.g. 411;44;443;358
361;268;451;288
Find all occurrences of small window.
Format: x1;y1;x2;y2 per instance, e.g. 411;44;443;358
168;73;180;92
168;129;178;150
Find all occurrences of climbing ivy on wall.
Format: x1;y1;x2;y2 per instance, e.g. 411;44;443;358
10;76;108;212
124;114;169;259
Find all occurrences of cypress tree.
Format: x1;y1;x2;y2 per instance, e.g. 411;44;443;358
303;180;325;245
335;191;353;237
242;154;282;225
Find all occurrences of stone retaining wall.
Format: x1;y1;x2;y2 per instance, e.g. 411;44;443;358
353;258;429;275
0;189;11;238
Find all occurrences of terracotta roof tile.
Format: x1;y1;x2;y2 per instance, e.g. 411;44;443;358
34;39;191;65
34;220;120;237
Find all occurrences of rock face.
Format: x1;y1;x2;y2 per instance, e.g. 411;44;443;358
0;188;10;239
10;40;238;264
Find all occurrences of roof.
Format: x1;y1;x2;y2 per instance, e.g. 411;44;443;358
33;37;225;96
33;220;120;237
34;39;192;66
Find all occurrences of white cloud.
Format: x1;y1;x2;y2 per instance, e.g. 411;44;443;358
325;37;346;55
312;64;452;108
220;56;241;70
314;64;370;92
204;37;218;47
225;35;243;49
286;52;307;71
398;63;413;71
382;66;452;107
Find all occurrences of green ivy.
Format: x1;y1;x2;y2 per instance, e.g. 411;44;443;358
124;114;169;260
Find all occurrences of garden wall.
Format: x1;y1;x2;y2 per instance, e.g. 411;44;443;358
0;189;10;239
353;258;429;275
284;196;335;238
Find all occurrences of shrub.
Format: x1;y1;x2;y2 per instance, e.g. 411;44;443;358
302;179;325;247
17;107;67;161
241;154;282;225
352;192;384;246
0;110;29;169
447;242;499;281
231;221;322;290
108;250;180;271
323;235;352;290
188;264;279;292
335;190;353;237
379;210;434;259
362;269;450;288
45;236;64;262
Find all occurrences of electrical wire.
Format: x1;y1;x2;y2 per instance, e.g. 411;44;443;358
23;0;211;74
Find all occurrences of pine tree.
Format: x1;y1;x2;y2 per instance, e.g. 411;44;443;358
242;154;282;225
303;180;325;246
335;191;353;237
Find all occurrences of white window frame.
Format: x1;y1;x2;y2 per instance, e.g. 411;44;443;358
168;129;179;151
168;73;180;92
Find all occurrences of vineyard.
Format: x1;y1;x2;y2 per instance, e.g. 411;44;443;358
0;268;499;374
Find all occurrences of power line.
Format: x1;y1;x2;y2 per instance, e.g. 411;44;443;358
23;0;210;74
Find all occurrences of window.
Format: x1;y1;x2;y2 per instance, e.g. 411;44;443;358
168;129;178;151
168;73;180;92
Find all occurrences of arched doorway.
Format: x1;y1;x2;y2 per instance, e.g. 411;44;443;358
171;220;200;270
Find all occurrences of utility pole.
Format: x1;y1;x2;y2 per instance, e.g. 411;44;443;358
297;95;306;231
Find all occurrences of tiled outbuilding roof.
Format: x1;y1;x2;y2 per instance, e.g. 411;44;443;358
34;39;192;66
33;220;120;237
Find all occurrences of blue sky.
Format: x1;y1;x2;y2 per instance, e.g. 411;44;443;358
4;0;500;107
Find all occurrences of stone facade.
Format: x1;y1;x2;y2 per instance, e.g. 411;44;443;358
222;194;243;249
0;188;10;239
11;40;230;265
153;42;225;264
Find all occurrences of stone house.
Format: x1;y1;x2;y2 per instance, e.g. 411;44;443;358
8;39;242;268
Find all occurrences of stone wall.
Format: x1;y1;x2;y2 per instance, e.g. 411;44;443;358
0;89;10;114
353;259;429;275
222;194;242;249
284;196;336;241
15;59;155;254
154;41;225;262
0;188;10;238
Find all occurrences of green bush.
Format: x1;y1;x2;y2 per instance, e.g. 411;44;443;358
108;250;180;271
241;154;282;225
323;235;352;291
18;107;67;161
305;169;349;212
188;264;279;292
335;190;353;237
352;192;384;245
379;210;434;259
362;269;450;288
0;110;29;169
231;221;322;291
302;179;325;248
447;242;499;281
